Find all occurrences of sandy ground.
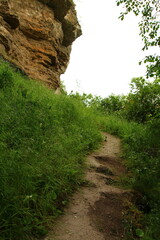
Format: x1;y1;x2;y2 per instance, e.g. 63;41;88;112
44;133;128;240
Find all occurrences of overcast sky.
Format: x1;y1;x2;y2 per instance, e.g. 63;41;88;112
61;0;157;97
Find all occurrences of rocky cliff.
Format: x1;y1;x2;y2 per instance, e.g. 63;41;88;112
0;0;81;89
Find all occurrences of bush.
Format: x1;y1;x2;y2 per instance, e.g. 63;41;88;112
100;94;126;113
124;77;160;123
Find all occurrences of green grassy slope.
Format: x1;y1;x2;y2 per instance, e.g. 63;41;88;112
0;61;102;240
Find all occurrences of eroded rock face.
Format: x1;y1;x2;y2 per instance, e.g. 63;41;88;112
0;0;81;89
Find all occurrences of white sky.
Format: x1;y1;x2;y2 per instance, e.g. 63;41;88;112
61;0;157;97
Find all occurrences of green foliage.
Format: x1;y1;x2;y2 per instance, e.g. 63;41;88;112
73;77;159;240
1;60;159;239
140;55;160;79
136;228;144;238
116;0;160;78
101;113;160;240
69;92;102;110
0;61;102;240
0;64;14;88
70;77;160;125
69;92;126;115
100;94;126;113
117;0;160;49
116;0;160;49
124;77;160;123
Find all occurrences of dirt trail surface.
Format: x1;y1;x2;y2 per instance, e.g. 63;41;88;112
45;133;128;240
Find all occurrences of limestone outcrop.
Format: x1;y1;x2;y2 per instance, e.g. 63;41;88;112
0;0;81;89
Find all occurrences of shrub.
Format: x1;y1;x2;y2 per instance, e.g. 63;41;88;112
100;94;126;113
124;77;160;123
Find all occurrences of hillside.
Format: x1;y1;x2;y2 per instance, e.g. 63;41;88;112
0;61;102;239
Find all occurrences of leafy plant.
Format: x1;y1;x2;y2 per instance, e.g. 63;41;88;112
124;77;160;123
100;94;126;113
116;0;160;78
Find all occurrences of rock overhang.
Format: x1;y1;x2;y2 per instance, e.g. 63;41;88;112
0;0;82;89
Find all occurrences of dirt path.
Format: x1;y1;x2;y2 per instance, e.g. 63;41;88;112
45;133;129;240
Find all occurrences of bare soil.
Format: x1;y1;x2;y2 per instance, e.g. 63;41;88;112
45;133;130;240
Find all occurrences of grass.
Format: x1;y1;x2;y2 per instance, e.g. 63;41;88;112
99;114;160;240
0;61;103;240
1;60;159;240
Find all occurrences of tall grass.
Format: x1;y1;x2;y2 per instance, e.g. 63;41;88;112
0;61;102;240
63;83;160;239
101;114;160;240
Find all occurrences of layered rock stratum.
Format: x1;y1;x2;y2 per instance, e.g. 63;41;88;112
0;0;81;89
